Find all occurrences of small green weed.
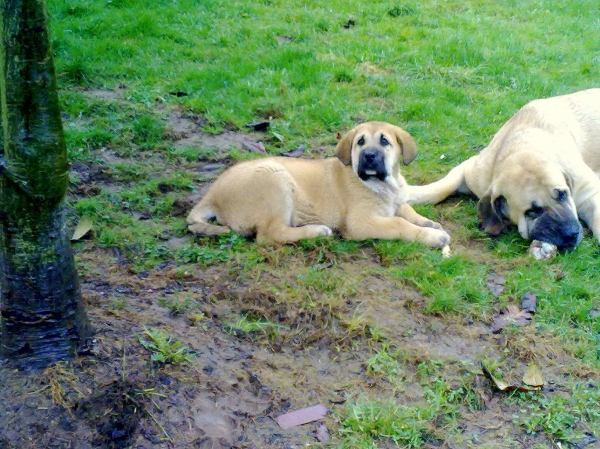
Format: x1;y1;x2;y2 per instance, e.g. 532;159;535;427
109;296;127;311
138;328;193;365
365;344;403;384
157;294;194;316
225;315;288;340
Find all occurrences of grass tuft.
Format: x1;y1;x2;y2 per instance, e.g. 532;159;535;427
138;328;194;365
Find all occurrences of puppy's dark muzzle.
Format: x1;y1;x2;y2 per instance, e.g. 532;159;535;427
530;212;583;251
357;149;387;181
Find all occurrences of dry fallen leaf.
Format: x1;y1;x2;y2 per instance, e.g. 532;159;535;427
573;433;597;449
242;140;266;153
281;144;305;158
485;274;506;298
275;404;327;430
522;364;544;387
312;262;333;271
521;292;538;314
481;364;511;390
315;424;330;443
481;363;541;392
71;217;93;241
490;305;532;333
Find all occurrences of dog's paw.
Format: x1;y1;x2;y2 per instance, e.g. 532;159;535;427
423;229;451;248
424;219;444;230
441;245;451;258
315;225;333;237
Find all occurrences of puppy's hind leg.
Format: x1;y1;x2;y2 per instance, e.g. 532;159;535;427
187;200;232;236
238;162;333;244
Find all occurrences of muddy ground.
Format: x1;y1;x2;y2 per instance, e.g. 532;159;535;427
0;95;598;449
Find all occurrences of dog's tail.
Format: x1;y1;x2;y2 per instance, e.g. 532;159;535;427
187;201;231;236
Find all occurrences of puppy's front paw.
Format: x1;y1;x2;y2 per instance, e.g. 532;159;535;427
422;229;451;248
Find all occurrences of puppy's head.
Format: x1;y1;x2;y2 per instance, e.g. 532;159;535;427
336;121;417;183
478;153;582;250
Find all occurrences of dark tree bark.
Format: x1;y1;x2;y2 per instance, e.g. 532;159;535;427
0;0;91;369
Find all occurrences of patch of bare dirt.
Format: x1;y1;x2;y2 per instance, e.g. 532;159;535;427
83;88;125;101
0;232;591;449
166;112;258;158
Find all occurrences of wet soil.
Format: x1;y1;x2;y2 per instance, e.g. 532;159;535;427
0;95;597;449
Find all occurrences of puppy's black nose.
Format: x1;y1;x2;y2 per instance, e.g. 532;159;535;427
363;151;376;163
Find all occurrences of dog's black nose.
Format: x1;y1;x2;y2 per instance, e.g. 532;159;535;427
562;223;581;243
363;151;376;163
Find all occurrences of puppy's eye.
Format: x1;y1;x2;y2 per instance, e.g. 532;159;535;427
525;205;544;219
357;137;365;146
380;135;390;146
555;189;568;202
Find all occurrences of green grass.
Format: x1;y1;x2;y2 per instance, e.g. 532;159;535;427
338;359;480;448
510;382;600;441
51;0;599;149
49;0;600;446
365;344;404;386
338;399;429;448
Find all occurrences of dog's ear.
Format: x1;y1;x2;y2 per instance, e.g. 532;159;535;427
336;128;356;166
392;127;417;165
478;194;508;236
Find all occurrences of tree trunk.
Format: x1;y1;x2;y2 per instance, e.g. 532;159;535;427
0;0;91;369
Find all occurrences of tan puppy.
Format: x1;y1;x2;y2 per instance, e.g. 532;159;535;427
408;89;600;250
187;121;450;247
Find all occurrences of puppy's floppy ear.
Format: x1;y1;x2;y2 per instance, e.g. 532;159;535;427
392;126;417;165
336;128;356;166
478;194;508;236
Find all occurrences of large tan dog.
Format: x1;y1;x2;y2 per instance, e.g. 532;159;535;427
187;121;450;247
408;88;600;250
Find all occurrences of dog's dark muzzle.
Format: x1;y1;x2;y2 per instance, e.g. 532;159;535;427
530;210;583;251
357;149;387;181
